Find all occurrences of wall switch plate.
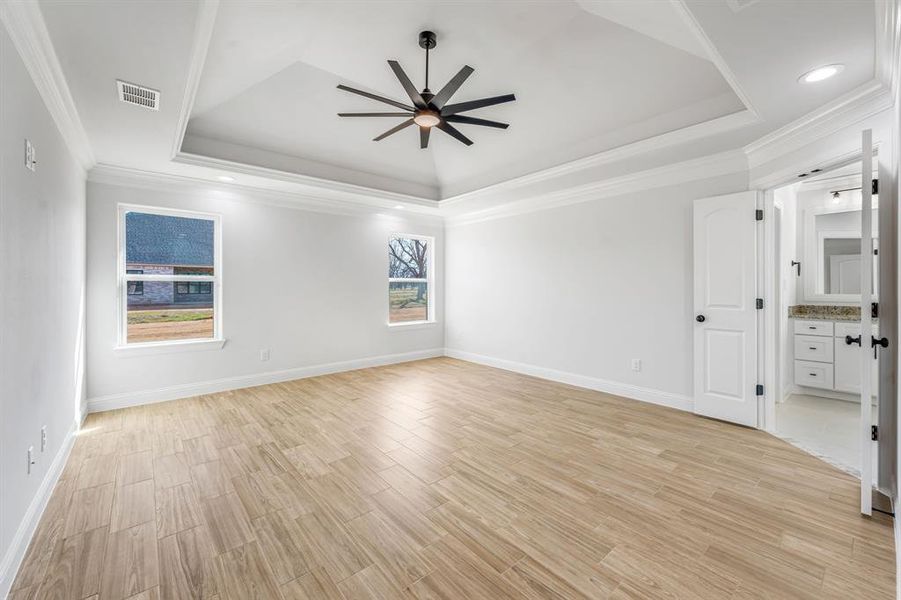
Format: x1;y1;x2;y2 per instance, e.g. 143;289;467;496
260;349;270;361
41;426;47;452
24;139;36;172
631;359;641;372
27;446;34;474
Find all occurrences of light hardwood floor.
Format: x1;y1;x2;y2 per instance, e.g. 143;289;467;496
9;357;895;599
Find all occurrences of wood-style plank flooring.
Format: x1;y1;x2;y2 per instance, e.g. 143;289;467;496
10;357;895;599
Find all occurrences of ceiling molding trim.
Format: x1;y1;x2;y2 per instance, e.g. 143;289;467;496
439;109;758;207
172;151;440;208
89;163;443;221
875;0;901;97
670;0;759;117
443;149;748;228
0;0;95;170
748;146;876;190
743;81;893;170
169;0;219;159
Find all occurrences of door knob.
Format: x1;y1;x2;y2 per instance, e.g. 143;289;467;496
696;315;706;323
872;336;889;358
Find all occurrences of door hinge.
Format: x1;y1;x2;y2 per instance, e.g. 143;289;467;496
755;209;764;221
756;298;764;310
872;425;878;441
872;179;879;195
872;302;879;318
755;384;764;396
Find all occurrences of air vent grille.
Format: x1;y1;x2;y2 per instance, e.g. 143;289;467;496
117;80;159;111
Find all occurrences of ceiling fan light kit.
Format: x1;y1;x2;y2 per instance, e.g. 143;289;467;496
337;30;516;149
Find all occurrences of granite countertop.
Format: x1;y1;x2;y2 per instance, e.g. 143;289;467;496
788;304;876;322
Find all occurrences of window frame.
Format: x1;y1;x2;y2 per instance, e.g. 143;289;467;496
117;204;224;350
126;269;144;296
387;233;435;327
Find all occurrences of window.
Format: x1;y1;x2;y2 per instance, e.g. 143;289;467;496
388;235;433;324
119;206;221;346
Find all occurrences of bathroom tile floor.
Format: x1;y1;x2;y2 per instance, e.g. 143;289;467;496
776;393;878;476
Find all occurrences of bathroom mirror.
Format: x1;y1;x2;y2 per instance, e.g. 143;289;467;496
804;204;878;301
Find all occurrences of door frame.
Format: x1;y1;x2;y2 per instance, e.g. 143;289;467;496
757;139;899;513
759;150;878;434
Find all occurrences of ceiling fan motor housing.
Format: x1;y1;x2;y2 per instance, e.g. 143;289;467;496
419;30;437;50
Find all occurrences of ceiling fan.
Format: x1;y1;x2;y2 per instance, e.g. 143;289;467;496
337;30;515;149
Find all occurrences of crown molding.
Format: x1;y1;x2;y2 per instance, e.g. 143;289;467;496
169;0;219;159
670;0;758;118
89;163;443;221
440;109;757;207
743;80;893;170
444;149;748;227
0;0;94;170
172;150;440;208
875;0;901;97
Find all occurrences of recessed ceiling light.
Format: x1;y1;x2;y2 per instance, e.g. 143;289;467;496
217;175;235;182
394;205;405;209
798;64;844;84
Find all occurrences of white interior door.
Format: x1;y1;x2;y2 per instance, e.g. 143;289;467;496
858;130;875;516
693;191;759;427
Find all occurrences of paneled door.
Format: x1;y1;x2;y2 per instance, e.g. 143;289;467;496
693;191;759;427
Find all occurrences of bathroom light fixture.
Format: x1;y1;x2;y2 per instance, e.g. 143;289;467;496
798;64;844;84
217;175;235;182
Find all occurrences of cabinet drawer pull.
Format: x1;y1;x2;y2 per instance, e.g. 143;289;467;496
809;373;817;376
809;347;817;350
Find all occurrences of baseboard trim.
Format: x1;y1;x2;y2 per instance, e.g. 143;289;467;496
86;348;445;413
444;348;693;412
0;420;77;599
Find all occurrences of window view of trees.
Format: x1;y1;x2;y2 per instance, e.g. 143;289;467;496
389;237;430;323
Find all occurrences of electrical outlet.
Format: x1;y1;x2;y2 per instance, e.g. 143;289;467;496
24;139;36;172
27;446;35;474
41;426;47;452
260;349;270;361
631;359;641;372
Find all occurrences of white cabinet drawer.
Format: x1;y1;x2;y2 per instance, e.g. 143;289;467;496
794;360;834;390
834;322;878;339
793;335;834;363
793;320;834;337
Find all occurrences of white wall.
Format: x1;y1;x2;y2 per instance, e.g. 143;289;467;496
445;172;746;405
85;180;444;407
0;25;86;597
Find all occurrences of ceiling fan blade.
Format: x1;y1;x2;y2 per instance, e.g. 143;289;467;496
420;126;430;149
387;60;427;109
338;112;412;117
374;118;415;141
437;121;473;146
441;93;516;116
337;84;414;111
444;115;509;129
430;65;475;109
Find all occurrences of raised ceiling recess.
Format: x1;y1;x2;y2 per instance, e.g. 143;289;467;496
182;1;753;198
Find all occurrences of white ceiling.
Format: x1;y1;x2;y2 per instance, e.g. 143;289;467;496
36;0;882;203
187;0;745;198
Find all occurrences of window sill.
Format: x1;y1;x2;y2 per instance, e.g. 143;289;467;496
387;320;438;330
114;338;226;357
